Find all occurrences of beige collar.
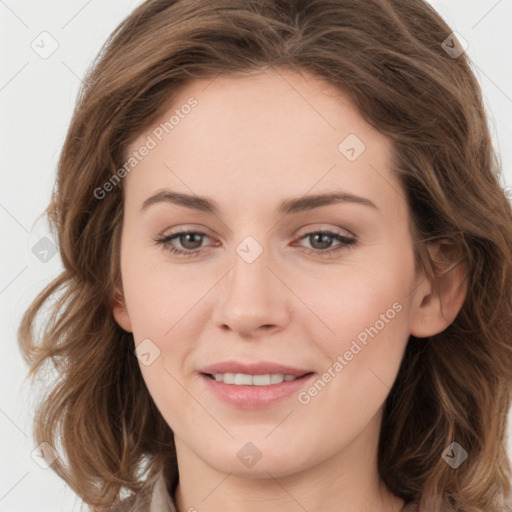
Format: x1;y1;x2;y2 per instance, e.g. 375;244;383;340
147;470;417;512
149;470;177;512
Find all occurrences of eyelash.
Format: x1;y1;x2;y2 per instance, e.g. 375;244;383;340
154;229;356;258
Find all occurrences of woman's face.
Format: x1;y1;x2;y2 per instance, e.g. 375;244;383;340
113;69;431;478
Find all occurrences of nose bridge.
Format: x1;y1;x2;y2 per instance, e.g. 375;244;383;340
211;233;290;335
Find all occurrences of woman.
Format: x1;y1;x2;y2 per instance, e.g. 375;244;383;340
18;0;512;511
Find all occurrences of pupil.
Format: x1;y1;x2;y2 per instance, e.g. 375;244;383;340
312;233;332;249
181;233;202;249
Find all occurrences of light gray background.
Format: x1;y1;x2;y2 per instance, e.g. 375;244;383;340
1;1;511;510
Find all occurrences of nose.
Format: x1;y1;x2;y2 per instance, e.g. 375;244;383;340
211;243;291;338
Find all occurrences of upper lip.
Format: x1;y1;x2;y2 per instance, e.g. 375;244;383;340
199;361;313;377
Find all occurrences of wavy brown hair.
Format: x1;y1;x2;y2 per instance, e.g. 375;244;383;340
18;0;512;510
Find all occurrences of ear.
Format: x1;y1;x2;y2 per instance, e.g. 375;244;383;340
410;241;468;338
110;284;133;333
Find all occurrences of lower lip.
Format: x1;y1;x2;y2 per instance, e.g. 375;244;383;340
200;373;315;409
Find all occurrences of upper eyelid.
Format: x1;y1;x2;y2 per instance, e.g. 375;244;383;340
161;223;355;238
296;225;355;239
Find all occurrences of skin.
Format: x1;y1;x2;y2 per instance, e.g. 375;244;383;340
112;68;467;512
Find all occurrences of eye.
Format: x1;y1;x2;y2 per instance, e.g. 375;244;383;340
154;230;213;257
293;229;356;257
154;228;356;258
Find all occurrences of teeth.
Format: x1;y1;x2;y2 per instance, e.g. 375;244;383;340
211;373;299;385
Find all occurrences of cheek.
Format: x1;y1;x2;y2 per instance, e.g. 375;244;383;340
293;271;412;434
119;250;219;400
296;255;414;376
120;238;208;336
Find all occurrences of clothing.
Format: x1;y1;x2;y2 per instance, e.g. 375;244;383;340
110;470;176;512
149;470;177;512
112;469;417;511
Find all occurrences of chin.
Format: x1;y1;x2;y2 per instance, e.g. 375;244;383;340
198;439;311;477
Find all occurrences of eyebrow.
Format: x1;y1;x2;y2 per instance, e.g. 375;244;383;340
140;189;378;216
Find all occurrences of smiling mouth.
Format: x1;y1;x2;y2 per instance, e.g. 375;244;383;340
203;372;314;386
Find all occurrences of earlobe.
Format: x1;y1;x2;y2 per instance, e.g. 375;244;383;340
110;285;133;333
410;241;468;338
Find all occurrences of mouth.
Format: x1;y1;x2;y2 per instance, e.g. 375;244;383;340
202;372;314;386
198;363;316;408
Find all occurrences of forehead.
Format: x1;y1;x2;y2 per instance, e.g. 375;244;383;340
122;69;401;216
